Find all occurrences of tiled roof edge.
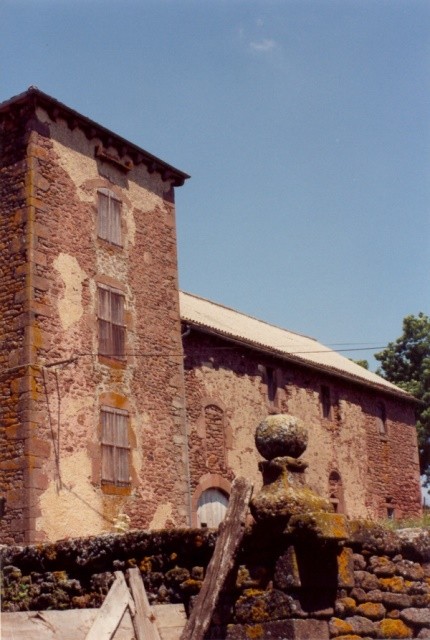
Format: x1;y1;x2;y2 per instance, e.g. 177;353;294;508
180;290;319;342
180;313;416;404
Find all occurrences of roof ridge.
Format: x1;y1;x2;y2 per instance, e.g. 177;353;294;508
179;290;319;343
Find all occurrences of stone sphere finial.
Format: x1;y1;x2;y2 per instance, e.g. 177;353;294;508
255;414;308;460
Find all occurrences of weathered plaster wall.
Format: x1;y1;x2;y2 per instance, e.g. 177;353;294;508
35;109;189;540
183;331;421;522
0;104;189;543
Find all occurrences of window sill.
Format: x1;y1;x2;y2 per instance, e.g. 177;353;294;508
101;483;131;496
97;236;123;250
98;355;127;369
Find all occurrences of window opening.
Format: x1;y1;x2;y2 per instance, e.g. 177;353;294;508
266;367;277;403
97;189;122;246
320;385;331;419
98;286;125;358
101;407;130;485
329;470;345;514
376;402;387;435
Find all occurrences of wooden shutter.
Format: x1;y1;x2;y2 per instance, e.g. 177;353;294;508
101;407;130;485
97;189;122;246
98;287;125;358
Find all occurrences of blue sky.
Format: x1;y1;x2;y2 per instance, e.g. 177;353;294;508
2;0;429;369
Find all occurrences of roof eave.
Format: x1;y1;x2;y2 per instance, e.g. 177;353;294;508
0;87;190;187
182;320;417;404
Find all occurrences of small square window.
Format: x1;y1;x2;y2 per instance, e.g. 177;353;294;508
97;189;122;246
101;407;130;486
98;286;125;359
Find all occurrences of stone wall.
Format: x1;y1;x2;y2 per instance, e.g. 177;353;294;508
0;106;30;544
183;330;421;522
2;524;430;639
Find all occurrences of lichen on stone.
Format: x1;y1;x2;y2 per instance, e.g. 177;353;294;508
377;618;413;639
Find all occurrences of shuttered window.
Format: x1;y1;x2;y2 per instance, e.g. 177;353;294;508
97;189;122;246
98;286;125;358
101;407;130;485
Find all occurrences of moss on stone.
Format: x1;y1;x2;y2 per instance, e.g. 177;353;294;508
335;596;356;616
356;601;386;620
379;576;406;593
139;557;152;573
377;618;413;639
329;617;354;636
244;624;264;638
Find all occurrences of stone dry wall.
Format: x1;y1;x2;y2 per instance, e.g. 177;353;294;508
2;523;430;639
183;330;421;522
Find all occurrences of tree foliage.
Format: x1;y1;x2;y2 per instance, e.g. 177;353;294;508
351;359;369;370
375;313;430;481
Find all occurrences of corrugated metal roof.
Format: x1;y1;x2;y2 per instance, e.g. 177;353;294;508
179;291;411;399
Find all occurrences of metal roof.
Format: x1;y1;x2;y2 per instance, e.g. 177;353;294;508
179;291;412;401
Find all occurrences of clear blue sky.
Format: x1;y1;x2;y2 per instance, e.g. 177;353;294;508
2;0;429;369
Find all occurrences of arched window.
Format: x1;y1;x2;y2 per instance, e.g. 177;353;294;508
197;488;229;528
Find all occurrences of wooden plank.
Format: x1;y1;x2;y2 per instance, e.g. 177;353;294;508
1;608;136;640
180;477;253;640
112;607;135;640
152;604;186;628
127;567;161;640
1;611;56;640
157;628;185;640
152;604;186;640
1;609;96;640
85;571;134;640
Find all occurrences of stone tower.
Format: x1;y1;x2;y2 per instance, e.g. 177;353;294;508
0;87;190;543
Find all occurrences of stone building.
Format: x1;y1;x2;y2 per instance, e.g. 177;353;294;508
0;88;422;544
180;291;422;526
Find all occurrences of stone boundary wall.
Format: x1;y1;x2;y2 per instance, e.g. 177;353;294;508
2;523;430;639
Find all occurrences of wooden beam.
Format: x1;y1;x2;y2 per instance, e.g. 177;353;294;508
84;571;134;640
180;477;253;640
127;567;162;640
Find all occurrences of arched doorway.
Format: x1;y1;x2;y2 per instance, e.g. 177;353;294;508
197;488;229;528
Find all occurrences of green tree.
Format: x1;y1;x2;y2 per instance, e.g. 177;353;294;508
351;359;369;370
375;313;430;482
